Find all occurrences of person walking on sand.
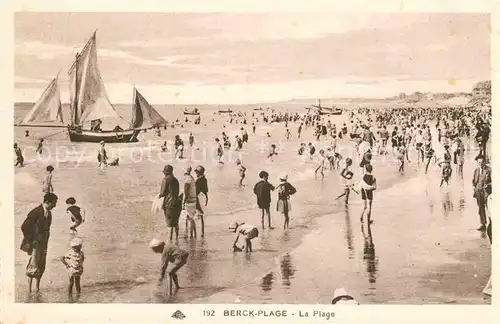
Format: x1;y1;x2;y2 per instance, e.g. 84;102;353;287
36;138;44;155
194;165;208;238
438;146;452;187
422;140;435;174
189;133;195;147
97;141;108;169
42;165;55;194
20;193;58;293
149;239;188;295
276;173;297;229
315;149;327;179
60;237;85;295
253;171;275;229
229;221;259;253
215;138;224;165
236;159;247;187
159;165;182;241
14;143;24;167
359;164;377;224
66;197;85;233
472;155;491;231
267;144;278;162
335;158;356;204
182;166;198;239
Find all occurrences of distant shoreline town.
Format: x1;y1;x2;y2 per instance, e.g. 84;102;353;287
15;80;490;107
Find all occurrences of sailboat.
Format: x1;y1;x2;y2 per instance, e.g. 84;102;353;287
305;99;342;116
15;74;66;128
131;86;168;129
67;31;141;143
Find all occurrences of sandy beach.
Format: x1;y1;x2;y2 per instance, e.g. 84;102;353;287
14;104;491;304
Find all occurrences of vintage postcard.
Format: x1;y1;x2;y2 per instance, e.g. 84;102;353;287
1;0;497;323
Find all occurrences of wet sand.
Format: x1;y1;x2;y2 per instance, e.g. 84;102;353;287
14;105;491;304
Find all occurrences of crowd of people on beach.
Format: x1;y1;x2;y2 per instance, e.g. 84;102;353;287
17;103;492;300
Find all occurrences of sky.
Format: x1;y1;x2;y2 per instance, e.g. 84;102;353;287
14;13;490;104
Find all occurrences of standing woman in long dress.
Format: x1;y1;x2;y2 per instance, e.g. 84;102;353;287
276;173;297;230
159;165;182;241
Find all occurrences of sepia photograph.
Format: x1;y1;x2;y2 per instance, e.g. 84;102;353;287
12;11;492;306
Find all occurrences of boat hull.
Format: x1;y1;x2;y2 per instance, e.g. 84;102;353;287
184;112;200;116
68;128;140;143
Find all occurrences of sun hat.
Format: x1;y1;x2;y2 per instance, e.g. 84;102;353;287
149;238;164;249
331;288;356;304
279;173;288;181
185;166;192;174
100;141;105;145
70;237;83;247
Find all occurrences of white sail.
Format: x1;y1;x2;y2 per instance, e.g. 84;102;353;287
69;31;120;126
21;75;63;125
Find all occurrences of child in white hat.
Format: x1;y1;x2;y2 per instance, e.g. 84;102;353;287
331;288;359;305
149;239;189;295
276;173;297;229
60;237;85;295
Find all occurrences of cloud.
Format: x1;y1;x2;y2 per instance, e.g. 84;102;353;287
16;40;192;67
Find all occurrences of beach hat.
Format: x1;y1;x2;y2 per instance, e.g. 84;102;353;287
331;288;357;304
149;238;164;249
70;237;83;247
195;165;205;174
185;166;192;174
100;141;105;145
279;173;288;181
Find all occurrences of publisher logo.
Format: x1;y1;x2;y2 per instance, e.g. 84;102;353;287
171;310;186;320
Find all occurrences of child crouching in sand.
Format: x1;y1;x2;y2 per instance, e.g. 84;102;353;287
60;238;85;295
229;221;259;253
149;239;189;294
66;197;85;233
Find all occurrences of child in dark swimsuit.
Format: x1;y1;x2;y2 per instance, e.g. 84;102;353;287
360;164;377;224
66;197;85;233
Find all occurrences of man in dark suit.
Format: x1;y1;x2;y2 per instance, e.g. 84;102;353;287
472;155;491;231
21;193;58;293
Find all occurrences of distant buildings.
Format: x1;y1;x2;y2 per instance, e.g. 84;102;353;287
472;81;491;99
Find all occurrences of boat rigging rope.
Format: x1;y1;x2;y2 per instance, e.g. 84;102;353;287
42;129;67;139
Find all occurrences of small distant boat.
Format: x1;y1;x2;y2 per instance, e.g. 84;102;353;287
15;74;66;128
184;108;200;115
218;109;233;114
305;99;343;116
253;107;264;111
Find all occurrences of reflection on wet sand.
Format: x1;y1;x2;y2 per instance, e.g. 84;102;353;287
261;272;274;292
343;205;355;258
441;191;454;219
280;253;295;287
361;223;378;284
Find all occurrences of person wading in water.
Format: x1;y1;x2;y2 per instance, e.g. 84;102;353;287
20;193;58;293
159;165;182;241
